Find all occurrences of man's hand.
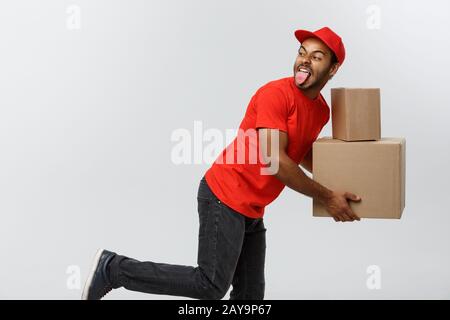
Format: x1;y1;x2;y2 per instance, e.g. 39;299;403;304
322;191;361;222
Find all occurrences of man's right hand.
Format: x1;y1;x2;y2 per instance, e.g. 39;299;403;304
323;191;362;222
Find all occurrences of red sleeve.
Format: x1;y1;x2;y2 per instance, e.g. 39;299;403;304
254;86;290;132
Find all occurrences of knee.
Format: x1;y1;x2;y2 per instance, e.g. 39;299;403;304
196;273;229;300
229;283;265;300
197;283;228;300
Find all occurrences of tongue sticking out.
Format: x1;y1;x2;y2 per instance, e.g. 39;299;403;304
295;71;309;85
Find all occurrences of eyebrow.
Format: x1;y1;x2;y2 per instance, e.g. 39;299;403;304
299;46;327;55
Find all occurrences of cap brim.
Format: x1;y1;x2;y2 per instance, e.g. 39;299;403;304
294;29;317;43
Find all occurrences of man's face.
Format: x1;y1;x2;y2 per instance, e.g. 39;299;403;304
293;37;339;89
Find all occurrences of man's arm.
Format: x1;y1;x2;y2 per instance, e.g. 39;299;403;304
300;147;312;174
258;128;361;222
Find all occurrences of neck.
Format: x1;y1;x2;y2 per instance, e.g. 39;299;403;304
301;87;320;100
297;79;327;100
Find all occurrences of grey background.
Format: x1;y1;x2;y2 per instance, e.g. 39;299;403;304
0;0;448;299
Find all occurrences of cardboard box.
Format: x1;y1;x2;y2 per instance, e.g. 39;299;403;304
331;88;381;141
312;137;406;219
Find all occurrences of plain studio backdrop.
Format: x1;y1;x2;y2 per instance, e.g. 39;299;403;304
0;0;449;299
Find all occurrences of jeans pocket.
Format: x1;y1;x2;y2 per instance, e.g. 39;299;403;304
197;177;214;201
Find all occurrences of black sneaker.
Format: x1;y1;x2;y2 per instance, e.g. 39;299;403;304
82;249;116;300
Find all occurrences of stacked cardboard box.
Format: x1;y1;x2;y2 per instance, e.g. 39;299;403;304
312;88;406;219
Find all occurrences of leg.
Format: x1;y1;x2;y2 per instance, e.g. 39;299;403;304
229;218;266;300
106;177;246;300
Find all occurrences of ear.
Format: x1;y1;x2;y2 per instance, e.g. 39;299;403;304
329;63;340;79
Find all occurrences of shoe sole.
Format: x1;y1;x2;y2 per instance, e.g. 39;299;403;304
81;248;105;300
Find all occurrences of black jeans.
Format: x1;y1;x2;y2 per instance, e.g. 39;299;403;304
108;176;267;300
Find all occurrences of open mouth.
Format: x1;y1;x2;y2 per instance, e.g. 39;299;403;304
295;67;312;84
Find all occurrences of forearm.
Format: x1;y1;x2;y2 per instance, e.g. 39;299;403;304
300;157;312;174
274;155;331;204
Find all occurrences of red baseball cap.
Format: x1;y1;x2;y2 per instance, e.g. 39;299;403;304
294;27;346;65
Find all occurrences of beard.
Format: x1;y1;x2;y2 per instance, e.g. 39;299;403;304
293;64;332;89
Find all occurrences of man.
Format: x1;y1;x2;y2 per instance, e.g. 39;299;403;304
82;26;361;300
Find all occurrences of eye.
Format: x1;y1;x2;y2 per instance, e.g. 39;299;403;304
313;56;322;61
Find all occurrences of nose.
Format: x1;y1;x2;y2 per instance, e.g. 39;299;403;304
301;57;311;65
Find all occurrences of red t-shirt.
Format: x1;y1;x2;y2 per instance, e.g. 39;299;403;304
205;76;330;218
